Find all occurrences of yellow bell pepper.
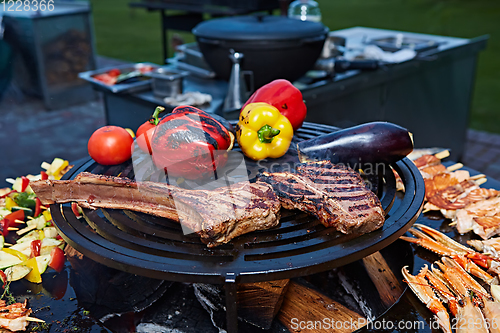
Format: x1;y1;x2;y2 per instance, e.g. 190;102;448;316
236;103;294;160
22;257;41;283
5;197;16;211
3;248;28;261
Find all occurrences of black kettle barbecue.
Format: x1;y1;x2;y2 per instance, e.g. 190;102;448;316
192;14;328;89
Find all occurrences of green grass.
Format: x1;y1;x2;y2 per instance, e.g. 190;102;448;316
90;0;500;133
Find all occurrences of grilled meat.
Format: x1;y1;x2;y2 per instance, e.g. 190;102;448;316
257;161;385;234
456;197;500;239
30;172;281;247
0;300;33;331
172;180;281;247
395;153;448;191
427;182;499;211
424;170;471;199
420;164;447;178
413;154;442;168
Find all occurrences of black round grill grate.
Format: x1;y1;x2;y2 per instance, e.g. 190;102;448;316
51;122;424;285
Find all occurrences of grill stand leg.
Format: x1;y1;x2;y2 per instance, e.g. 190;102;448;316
225;273;238;333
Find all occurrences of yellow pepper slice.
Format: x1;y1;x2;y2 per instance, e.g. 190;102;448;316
3;248;28;261
22;257;41;283
43;210;52;222
236;103;294;160
5;197;16;211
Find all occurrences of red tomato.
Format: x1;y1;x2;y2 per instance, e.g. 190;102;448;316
107;68;121;77
48;247;65;273
93;73;116;85
71;202;82;218
88;126;134;165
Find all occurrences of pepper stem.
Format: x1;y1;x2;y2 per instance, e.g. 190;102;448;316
149;106;165;126
258;124;280;144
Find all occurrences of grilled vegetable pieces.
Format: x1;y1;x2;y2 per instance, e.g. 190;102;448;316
1;159;68;286
151;105;235;180
297;121;414;166
236;102;294;161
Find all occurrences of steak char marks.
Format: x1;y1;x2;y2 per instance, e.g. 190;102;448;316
258;161;385;234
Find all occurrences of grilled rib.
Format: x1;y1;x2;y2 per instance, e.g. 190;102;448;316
257;161;385;234
30;172;281;247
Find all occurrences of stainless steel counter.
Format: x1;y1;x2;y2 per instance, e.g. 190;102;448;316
299;27;488;161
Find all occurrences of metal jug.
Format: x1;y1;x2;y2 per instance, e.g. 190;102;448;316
223;49;253;112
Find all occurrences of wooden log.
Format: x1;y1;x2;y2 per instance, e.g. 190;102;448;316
361;251;404;308
237;279;290;328
278;281;365;333
193;279;290;330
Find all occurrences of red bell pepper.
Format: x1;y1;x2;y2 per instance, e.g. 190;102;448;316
48;247;65;273
20;176;30;192
0;271;7;288
0;219;9;237
71;202;81;218
3;209;25;227
34;197;43;217
30;240;42;258
136;106;165;154
41;171;49;180
242;79;307;131
0;190;16;199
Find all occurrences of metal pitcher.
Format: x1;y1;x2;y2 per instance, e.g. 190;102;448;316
223;49;253;112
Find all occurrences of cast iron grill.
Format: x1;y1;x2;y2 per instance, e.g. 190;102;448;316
51;122;424;332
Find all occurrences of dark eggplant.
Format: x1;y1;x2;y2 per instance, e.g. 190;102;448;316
297;122;413;167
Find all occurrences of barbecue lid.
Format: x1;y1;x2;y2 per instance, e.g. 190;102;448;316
192;15;329;41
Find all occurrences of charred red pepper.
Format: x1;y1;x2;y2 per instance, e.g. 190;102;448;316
151;105;235;180
30;240;42;258
242;79;307;131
